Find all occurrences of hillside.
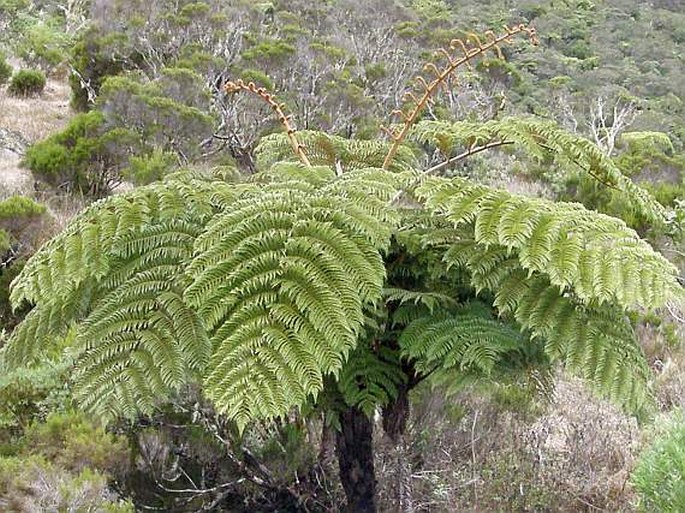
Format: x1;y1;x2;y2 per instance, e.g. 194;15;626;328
0;1;683;512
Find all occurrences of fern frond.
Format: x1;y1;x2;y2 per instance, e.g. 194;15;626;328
410;117;668;225
417;176;681;309
2;173;240;418
256;131;416;173
399;306;524;376
338;344;405;416
418;234;652;408
185;177;396;429
10;175;238;309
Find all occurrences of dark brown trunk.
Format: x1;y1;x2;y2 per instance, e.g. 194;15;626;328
382;384;415;512
335;405;377;513
382;382;411;442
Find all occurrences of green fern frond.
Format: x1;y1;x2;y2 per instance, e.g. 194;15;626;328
410;117;668;225
399;306;524;376
417;176;680;310
427;239;652;409
338;344;405;416
2;174;239;416
382;288;457;312
256;131;417;172
185;176;397;429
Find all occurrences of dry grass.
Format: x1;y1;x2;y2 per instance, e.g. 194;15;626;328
0;78;72;143
375;374;641;512
0;77;73;198
0;149;31;199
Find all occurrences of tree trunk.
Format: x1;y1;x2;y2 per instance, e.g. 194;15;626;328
336;405;377;513
382;383;415;513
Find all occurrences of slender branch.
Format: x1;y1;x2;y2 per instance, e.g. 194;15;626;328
382;24;538;170
224;79;311;167
424;140;514;176
390;140;514;205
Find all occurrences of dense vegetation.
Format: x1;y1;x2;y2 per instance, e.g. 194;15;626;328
0;0;684;511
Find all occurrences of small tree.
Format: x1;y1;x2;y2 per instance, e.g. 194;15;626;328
3;25;683;512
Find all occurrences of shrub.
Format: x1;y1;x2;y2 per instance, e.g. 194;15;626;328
123;149;177;185
0;195;46;222
0;455;134;513
17;20;69;72
632;415;685;513
7;69;46;96
23;111;135;196
0;196;48;250
0;54;11;85
23;411;128;474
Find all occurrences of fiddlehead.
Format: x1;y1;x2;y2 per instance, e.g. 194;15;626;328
382;24;538;169
224;79;312;167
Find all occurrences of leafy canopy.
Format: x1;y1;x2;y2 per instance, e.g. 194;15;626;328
3;25;683;431
3;143;681;429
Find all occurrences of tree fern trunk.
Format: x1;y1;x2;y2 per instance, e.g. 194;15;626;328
383;383;415;513
336;405;377;513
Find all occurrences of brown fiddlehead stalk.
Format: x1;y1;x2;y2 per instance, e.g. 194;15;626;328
224;79;312;167
382;24;538;169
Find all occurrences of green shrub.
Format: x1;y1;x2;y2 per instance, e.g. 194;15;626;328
23;411;128;474
0;229;9;253
123;149;177;185
0;195;46;222
0;54;12;85
632;415;685;512
0;196;48;243
7;68;46;96
23;111;127;195
17;20;69;72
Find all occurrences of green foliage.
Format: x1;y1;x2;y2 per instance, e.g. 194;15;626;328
17;19;69;71
123;149;177;186
633;415;685;512
26;69;211;195
416;177;678;309
0;349;70;437
98;72;213;161
23;110;121;194
412;176;679;409
241;39;296;63
3;143;680;431
22;411;128;473
0;229;9;254
410;117;670;228
0;53;11;85
7;68;46;96
399;304;527;377
68;28;132;111
0;195;48;254
0;195;46;223
256;130;416;172
338;344;404;416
